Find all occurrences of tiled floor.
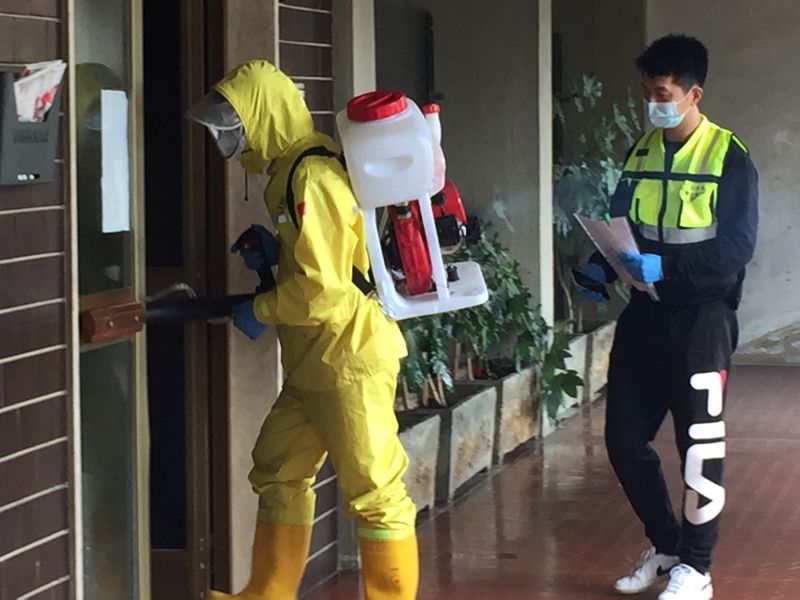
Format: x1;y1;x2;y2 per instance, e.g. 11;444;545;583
304;365;800;599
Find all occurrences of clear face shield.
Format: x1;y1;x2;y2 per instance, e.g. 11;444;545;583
185;90;246;159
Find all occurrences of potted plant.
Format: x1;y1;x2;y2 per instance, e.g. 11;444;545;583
447;228;549;464
553;73;638;331
396;227;584;504
551;74;637;406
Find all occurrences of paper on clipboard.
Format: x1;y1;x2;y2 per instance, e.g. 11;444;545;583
574;214;660;302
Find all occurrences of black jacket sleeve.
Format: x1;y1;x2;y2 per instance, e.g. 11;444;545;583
662;142;759;282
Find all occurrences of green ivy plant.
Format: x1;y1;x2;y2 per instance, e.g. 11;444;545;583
453;227;549;374
539;327;584;421
399;314;453;395
399;225;582;420
553;74;639;330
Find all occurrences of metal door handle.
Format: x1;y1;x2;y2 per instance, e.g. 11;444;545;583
80;301;145;344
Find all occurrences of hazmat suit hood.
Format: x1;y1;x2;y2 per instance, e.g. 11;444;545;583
212;60;314;172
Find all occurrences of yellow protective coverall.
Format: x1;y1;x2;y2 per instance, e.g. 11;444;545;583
209;60;418;600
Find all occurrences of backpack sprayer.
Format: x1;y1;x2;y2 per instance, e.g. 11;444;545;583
336;91;488;320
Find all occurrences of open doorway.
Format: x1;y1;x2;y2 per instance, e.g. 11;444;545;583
142;1;228;597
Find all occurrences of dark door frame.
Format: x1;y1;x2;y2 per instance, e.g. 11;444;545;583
146;0;230;597
204;0;232;593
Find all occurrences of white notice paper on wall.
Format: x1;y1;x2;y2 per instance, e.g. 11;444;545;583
101;90;131;233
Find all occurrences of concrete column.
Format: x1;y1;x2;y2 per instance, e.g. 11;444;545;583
421;0;554;322
222;0;282;591
537;0;554;324
332;0;377;112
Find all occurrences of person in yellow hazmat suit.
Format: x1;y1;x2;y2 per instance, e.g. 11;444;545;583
186;60;419;600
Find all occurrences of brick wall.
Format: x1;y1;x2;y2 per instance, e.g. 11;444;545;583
279;0;335;135
0;0;73;598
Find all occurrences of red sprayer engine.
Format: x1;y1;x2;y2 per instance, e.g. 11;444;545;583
382;179;480;296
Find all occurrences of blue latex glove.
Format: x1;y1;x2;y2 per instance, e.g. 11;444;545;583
573;263;608;302
232;300;268;340
619;252;663;283
583;263;607;283
230;224;281;271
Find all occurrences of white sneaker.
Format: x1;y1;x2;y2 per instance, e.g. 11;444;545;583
614;546;679;594
658;564;713;600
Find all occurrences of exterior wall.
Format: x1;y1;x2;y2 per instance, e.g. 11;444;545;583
553;0;644;117
374;0;427;103
0;1;74;598
647;1;800;356
375;0;554;321
434;0;553;321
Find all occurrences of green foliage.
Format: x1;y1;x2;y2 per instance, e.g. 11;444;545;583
399;225;582;420
399;315;453;394
553;74;640;326
399;227;547;392
539;327;584;422
454;227;549;371
553;74;640;237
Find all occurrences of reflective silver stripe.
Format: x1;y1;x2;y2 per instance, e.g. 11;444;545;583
639;223;719;244
697;129;723;174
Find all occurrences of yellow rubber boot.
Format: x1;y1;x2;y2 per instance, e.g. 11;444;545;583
207;522;312;600
359;534;419;600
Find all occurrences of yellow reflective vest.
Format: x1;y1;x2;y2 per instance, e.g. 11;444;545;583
622;116;748;244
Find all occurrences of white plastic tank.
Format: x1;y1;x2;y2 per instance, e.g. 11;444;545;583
336;90;433;209
422;103;446;194
336;90;488;320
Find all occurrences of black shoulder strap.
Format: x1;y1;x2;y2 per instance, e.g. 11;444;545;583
285;146;373;296
351;266;375;296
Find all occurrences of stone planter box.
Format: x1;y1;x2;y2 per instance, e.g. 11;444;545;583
541;333;587;437
397;412;441;514
541;321;617;437
418;384;497;505
541;400;580;437
586;321;616;400
564;332;589;407
452;368;539;466
493;368;539;463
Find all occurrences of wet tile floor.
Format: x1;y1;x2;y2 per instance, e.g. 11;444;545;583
304;366;800;599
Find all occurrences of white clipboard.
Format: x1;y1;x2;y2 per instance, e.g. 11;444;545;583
575;214;660;302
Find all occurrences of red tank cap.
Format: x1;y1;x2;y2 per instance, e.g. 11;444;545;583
347;90;408;122
421;103;440;115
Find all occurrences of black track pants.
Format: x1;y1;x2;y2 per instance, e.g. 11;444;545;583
605;297;738;573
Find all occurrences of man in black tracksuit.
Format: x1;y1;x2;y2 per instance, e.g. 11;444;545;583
576;35;758;600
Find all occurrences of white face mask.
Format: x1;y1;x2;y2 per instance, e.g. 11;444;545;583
647;89;695;129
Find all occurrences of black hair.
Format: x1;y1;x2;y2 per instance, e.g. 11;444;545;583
636;34;709;89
